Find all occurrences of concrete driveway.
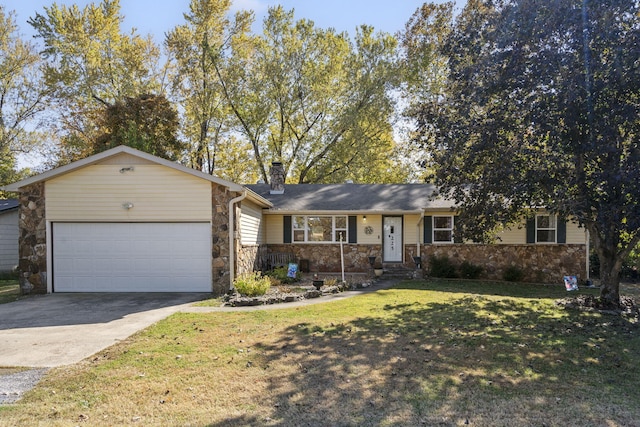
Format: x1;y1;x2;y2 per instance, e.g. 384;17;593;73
0;293;208;368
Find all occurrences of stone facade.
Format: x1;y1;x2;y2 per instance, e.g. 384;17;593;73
415;244;587;283
266;244;382;273
17;183;47;294
262;243;586;283
238;245;261;276
211;184;240;295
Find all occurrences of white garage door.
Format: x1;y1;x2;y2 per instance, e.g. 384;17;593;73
53;223;211;292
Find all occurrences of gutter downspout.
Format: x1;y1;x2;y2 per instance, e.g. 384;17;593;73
228;190;247;287
417;212;425;258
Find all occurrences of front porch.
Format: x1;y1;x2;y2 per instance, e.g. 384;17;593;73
238;243;587;285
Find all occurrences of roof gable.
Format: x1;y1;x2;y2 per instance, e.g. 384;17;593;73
2;146;271;207
0;199;19;213
3;146;242;191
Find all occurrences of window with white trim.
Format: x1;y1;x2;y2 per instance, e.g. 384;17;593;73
433;216;454;243
293;215;348;243
536;214;556;243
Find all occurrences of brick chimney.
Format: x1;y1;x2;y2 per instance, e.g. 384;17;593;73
269;162;285;194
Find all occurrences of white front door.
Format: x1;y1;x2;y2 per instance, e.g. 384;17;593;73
383;216;403;262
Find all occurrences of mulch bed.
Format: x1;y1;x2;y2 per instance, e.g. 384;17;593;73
222;280;375;307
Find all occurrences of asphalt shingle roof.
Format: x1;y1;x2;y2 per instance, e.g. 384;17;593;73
246;184;454;212
0;199;18;213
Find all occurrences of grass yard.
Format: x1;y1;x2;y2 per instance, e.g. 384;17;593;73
0;279;20;305
1;279;639;426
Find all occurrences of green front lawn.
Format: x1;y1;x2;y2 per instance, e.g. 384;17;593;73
2;279;638;426
0;279;20;304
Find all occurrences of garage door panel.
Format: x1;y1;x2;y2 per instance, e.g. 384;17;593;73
53;223;211;292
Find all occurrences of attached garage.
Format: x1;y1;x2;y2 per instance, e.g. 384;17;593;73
3;145;272;295
52;222;211;292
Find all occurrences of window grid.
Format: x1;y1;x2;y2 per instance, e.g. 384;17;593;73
293;215;348;243
433;216;454;243
536;214;556;243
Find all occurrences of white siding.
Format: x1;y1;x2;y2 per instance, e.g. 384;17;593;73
265;215;284;244
96;152;156;166
263;212;587;246
359;215;382;245
496;218;586;244
404;214;421;245
566;220;587;244
46;164;212;222
0;210;18;272
495;225;525;244
240;201;264;245
263;214;425;246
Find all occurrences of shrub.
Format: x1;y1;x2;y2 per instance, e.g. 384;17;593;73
459;261;483;280
234;272;271;297
429;255;457;278
267;276;282;287
503;265;525;282
324;277;338;287
266;266;300;284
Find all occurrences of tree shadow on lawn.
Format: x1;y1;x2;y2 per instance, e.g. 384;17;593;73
211;285;640;426
394;279;603;299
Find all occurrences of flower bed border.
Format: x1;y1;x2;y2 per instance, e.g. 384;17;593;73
223;280;373;307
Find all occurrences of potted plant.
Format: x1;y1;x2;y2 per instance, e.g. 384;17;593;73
312;273;324;290
373;261;384;277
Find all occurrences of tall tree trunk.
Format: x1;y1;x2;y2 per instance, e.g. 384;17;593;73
196;119;208;172
599;252;622;307
589;223;640;307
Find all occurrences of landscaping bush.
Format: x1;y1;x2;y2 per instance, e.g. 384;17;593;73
324;277;338;287
459;261;483;280
233;272;271;296
266;266;300;284
429;255;457;278
503;265;525;282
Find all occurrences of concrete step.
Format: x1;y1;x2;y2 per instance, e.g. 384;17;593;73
379;266;420;279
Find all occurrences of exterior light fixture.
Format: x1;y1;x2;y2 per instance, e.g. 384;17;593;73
122;202;134;210
363;215;367;222
120;166;135;173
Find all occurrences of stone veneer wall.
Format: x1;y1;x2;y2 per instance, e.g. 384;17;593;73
211;184;240;295
17;183;47;294
238;245;261;276
266;244;382;273
264;243;586;283
415;244;587;283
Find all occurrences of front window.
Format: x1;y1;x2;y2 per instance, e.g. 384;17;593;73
433;216;454;243
293;215;348;243
536;214;556;243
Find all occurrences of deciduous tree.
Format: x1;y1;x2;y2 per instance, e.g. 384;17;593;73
0;6;46;190
29;0;164;162
94;94;183;160
212;6;403;184
166;0;252;174
398;3;454;182
415;0;640;306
